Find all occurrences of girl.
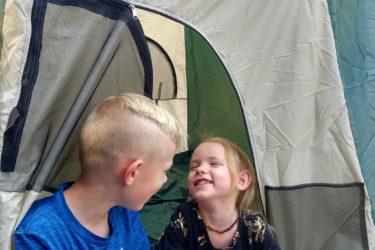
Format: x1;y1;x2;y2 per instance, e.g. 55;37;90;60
154;137;280;250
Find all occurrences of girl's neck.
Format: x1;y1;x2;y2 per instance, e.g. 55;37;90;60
197;200;239;249
198;200;238;229
197;194;238;212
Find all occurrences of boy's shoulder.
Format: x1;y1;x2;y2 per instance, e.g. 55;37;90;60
15;195;58;233
16;183;75;233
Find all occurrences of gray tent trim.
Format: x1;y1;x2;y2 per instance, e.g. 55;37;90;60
32;21;130;192
266;183;368;250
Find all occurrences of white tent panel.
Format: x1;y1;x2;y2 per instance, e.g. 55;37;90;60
0;191;41;249
138;9;188;152
158;99;187;153
133;0;375;246
138;9;187;99
0;0;33;156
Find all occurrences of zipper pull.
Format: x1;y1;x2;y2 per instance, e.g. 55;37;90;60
129;4;138;19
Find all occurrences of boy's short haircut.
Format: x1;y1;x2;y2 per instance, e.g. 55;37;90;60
79;93;183;170
117;93;182;145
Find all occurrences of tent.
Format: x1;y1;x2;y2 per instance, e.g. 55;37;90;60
1;0;374;249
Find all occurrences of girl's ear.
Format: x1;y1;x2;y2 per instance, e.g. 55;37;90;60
122;159;143;186
237;170;251;191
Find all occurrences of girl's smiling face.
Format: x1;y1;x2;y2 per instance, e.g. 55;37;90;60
188;142;234;203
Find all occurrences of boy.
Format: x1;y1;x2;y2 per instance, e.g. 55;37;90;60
14;93;182;249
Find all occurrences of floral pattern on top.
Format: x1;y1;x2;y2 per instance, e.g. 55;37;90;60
170;212;188;238
154;200;281;250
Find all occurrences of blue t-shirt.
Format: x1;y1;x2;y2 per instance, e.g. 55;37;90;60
14;183;151;250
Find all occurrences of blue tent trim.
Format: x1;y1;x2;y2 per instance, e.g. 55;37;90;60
328;0;375;222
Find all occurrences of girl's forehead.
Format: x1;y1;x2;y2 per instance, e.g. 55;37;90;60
192;142;225;157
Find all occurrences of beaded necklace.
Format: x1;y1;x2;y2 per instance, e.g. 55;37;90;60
198;208;239;234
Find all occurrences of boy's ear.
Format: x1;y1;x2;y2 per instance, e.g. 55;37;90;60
122;159;143;186
237;170;251;191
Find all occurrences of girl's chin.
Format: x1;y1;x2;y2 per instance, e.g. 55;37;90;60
190;192;212;201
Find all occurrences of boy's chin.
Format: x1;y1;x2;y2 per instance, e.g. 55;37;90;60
128;204;144;211
120;200;145;211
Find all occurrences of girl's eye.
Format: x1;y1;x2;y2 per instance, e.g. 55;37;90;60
190;163;198;169
211;162;222;166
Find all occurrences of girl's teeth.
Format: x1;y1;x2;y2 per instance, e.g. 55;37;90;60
196;180;211;185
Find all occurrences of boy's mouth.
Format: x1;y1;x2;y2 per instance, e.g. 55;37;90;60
194;178;213;186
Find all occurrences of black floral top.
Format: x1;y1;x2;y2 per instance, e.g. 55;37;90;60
154;200;280;250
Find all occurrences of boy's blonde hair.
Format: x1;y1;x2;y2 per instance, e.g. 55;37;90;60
79;93;182;171
201;137;256;210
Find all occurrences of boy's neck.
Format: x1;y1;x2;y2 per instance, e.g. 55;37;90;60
63;181;112;238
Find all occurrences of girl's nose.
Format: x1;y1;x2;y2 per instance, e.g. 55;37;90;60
196;163;208;173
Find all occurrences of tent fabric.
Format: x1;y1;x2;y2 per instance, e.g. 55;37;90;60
133;0;375;248
0;0;5;55
0;0;153;247
184;26;262;213
1;0;49;173
0;0;33;155
140;150;191;244
133;0;374;241
138;9;188;152
266;183;368;250
1;0;152;190
134;0;360;182
147;39;177;100
1;0;375;249
185;27;253;157
138;10;259;241
328;0;375;223
0;190;40;250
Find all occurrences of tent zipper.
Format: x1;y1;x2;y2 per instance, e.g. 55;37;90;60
129;4;138;19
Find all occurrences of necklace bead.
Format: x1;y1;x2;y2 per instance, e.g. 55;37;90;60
198;208;239;234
